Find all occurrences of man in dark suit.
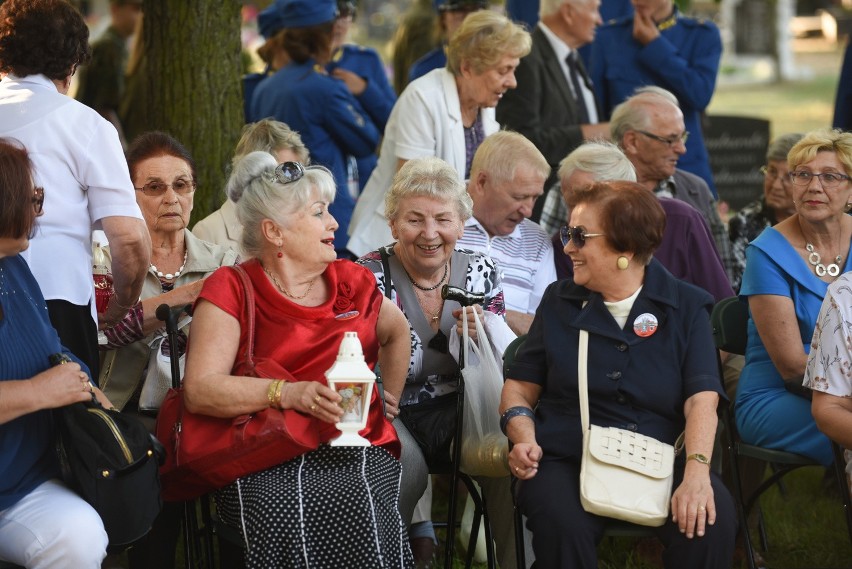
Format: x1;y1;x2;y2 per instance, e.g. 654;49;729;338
496;0;610;230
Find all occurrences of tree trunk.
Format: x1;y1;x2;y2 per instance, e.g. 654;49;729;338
140;0;243;225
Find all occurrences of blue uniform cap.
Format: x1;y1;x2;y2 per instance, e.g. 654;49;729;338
434;0;489;12
280;0;338;28
257;0;287;39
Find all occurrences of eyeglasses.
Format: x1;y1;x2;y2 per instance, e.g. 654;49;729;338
134;178;196;196
268;161;305;185
560;225;605;248
788;170;851;189
32;186;44;215
636;130;690;147
759;165;792;186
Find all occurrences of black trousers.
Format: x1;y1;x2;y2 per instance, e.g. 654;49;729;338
517;457;737;569
46;299;100;380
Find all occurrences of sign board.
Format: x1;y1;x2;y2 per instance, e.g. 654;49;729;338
734;0;775;55
703;114;771;211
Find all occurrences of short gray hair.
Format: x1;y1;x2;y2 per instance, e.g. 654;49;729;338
227;151;336;258
766;133;804;163
610;86;680;143
558;141;637;183
385;157;473;222
469;130;550;188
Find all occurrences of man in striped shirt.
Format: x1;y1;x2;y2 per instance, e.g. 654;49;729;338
460;131;556;335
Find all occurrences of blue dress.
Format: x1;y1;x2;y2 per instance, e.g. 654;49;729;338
250;58;382;253
735;228;848;466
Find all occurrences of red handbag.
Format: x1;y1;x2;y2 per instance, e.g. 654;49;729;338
156;265;320;502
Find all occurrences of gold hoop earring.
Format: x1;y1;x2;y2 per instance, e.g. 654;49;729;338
617;256;629;270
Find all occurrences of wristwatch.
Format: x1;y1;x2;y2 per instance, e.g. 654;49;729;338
686;453;711;466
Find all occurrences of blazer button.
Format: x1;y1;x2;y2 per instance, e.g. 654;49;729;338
606;370;622;380
627;423;637;431
616;343;628;352
616;394;627;404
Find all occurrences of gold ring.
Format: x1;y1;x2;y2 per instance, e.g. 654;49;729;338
310;404;317;412
82;383;89;392
314;395;322;403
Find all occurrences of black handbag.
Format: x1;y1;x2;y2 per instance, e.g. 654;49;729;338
399;393;458;468
56;394;165;551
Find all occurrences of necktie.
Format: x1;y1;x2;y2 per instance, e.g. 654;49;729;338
566;52;590;124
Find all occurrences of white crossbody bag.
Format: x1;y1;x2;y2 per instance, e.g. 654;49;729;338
577;329;681;527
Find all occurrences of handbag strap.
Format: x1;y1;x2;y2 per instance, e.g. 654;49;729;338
230;264;258;371
578;329;591;433
379;245;393;300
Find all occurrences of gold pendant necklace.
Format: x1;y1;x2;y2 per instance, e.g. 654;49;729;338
263;266;317;299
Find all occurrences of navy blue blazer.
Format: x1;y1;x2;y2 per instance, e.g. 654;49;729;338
507;258;725;462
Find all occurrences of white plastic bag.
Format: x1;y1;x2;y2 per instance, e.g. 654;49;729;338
459;308;509;477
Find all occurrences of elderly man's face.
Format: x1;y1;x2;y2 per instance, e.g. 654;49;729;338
566;0;603;47
471;162;545;237
624;102;687;183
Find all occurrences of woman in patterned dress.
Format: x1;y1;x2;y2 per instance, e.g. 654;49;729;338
358;157;520;568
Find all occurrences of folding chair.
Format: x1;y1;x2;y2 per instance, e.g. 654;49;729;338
502;335;654;569
711;296;852;568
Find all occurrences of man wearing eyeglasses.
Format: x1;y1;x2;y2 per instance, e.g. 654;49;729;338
589;0;721;197
611;87;735;284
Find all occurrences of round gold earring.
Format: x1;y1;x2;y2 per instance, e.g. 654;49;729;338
617;256;629;270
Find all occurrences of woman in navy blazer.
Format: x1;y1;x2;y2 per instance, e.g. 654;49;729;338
501;181;736;568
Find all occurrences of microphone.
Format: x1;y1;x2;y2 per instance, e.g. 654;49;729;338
441;284;485;307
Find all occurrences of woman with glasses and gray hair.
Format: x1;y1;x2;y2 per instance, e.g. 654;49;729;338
727;133;805;292
735;128;852;467
182;152;413;568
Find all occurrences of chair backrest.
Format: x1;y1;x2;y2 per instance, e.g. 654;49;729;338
502;334;527;381
711;296;749;355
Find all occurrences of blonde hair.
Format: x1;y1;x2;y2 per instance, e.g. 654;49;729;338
446;10;531;76
233;118;310;165
787;128;852;175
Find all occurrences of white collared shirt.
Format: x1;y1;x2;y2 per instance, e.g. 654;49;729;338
0;74;142;310
457;216;556;314
538;22;599;124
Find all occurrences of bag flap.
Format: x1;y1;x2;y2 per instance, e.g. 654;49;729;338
586;425;674;479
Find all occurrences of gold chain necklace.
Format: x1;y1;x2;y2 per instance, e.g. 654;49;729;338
263;266;317;300
414;287;444;323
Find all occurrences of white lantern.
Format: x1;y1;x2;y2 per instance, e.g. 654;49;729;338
324;332;376;447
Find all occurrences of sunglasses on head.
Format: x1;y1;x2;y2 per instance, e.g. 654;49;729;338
269;161;305;185
560;225;605;249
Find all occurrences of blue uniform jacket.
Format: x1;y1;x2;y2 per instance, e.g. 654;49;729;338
408;46;447;84
590;12;722;196
834;40;852;130
251;58;382;252
507;258;724;461
327;44;397;190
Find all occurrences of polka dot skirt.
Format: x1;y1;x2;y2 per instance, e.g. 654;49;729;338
216;445;414;568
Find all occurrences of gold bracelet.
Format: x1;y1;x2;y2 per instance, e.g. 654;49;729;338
686;453;711;466
274;380;285;409
267;380;281;408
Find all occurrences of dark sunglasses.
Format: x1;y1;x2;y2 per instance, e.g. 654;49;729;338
32;186;44;215
269;161;305;185
560;225;605;249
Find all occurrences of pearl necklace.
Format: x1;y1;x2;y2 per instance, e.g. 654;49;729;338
263;266;317;300
806;243;842;277
404;262;448;291
150;251;188;280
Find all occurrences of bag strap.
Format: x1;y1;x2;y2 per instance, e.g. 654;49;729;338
578;329;590;433
230;265;258;370
379;245;393;300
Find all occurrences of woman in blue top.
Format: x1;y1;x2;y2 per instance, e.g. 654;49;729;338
502;180;735;568
0;139;111;567
250;0;382;256
736;129;852;466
